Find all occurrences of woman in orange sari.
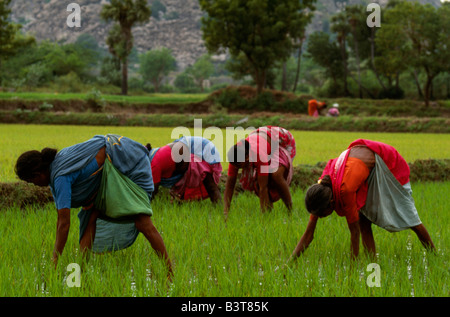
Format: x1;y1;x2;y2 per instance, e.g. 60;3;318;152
290;139;435;260
308;99;327;117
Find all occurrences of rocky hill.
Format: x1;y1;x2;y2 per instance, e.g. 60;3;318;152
9;0;443;70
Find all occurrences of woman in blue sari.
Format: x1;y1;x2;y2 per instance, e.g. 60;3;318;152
15;134;173;279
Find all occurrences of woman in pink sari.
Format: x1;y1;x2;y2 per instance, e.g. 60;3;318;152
224;126;296;216
290;139;435;260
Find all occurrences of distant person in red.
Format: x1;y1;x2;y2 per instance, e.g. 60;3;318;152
289;139;435;261
308;99;327;117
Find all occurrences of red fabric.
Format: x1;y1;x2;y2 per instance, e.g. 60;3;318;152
321;139;410;223
228;126;296;202
227;133;272;177
172;153;222;201
150;145;176;185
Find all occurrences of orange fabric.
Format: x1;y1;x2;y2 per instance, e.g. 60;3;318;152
308;100;319;116
309;157;369;223
308;100;326;116
338;157;370;224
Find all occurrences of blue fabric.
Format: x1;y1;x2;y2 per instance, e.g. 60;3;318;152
51;158;100;210
50;135;106;208
175;136;220;164
49;134;154;253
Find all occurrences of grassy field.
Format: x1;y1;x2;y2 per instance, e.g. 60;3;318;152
0;92;208;104
0;182;448;297
1;124;450;183
0;124;448;297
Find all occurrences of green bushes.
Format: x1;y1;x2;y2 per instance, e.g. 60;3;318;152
1;111;449;133
212;86;308;113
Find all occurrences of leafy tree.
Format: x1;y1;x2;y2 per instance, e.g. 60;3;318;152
0;0;35;86
187;54;214;92
174;72;197;93
200;0;316;94
344;5;369;98
377;1;450;106
139;47;176;92
151;0;166;20
75;33;106;66
101;0;151;95
330;10;351;96
40;42;88;79
100;56;122;86
0;0;17;62
374;16;410;94
306;32;344;96
288;1;316;93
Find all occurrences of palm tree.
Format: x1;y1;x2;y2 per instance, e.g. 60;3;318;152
101;0;151;96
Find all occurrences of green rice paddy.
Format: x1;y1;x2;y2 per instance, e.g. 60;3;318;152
0;182;448;297
0;124;448;297
1;124;449;182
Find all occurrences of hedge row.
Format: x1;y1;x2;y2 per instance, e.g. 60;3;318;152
1;111;449;133
2;159;449;209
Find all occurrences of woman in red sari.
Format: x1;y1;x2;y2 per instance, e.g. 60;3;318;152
290;139;435;260
148;136;222;204
224;126;296;217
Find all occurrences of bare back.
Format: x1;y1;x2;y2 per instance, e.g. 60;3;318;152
348;145;375;171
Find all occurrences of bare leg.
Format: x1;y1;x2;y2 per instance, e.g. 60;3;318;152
79;208;100;255
134;214;173;280
359;213;376;258
411;224;435;251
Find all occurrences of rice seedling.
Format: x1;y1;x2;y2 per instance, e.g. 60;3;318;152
0;182;447;297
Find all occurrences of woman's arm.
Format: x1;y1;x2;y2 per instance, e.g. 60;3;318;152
223;175;237;218
270;166;292;212
203;173;222;204
289;215;318;261
151;183;160;200
52;208;71;268
257;174;271;213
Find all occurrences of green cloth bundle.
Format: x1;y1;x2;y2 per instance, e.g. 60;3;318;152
95;157;153;219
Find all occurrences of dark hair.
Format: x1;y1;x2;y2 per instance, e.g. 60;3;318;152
15;148;57;181
145;143;152;151
227;139;250;165
304;175;333;217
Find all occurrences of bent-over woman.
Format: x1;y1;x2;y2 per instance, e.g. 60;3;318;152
224;126;296;216
15;134;173;278
148;136;222;204
291;139;435;260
